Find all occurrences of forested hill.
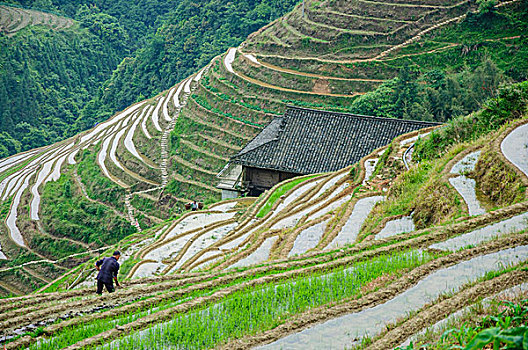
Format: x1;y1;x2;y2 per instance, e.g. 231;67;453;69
0;12;127;158
81;0;300;128
3;0;178;46
0;0;298;158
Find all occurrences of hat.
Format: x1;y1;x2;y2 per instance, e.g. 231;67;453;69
113;250;121;256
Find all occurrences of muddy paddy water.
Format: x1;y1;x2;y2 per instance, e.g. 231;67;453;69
449;151;485;216
288;220;329;257
168;222;238;272
273;177;324;214
230;236;279;268
501;122;528;177
376;215;415;239
164;211;236;240
257;245;528;350
430;211;528;251
363;158;378;185
399;282;528;348
328;196;384;248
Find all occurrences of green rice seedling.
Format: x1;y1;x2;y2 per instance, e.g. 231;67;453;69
101;250;433;349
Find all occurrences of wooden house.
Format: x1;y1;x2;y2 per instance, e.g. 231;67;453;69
217;106;440;198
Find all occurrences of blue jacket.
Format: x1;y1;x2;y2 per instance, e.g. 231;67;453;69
96;257;120;283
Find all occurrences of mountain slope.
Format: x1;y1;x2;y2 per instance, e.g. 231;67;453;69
0;0;526;347
0;81;527;349
0;5;128;158
0;0;526;312
0;0;299;159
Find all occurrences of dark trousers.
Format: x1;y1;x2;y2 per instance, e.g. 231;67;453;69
96;279;115;294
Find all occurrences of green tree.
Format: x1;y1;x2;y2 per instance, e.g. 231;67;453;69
392;64;420;119
477;0;498;14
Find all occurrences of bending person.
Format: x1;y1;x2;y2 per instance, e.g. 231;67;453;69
95;250;121;294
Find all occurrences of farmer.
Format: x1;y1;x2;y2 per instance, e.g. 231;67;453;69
95;250;121;295
191;200;198;211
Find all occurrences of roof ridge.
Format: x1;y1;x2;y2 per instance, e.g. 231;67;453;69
285;105;442;126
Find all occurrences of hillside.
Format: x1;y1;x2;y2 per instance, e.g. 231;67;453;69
0;0;299;159
0;4;129;158
0;5;73;36
0;0;527;348
0;0;525;295
0;81;527;349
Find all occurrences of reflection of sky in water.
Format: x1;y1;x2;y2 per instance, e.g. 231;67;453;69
328;196;384;248
449;176;486;216
400;282;528;348
230;236;278;268
376;215;415;239
449;151;485;216
289;220;329;257
450;151;481;175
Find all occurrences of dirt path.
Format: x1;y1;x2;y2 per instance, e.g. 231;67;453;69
72;171;126;219
35;220;91;250
22;266;51;284
172;173;221;193
241;52;385;82
171;155;217;176
194;134;242;151
184;109;253;141
355;0;449;9
0;281;23;296
374;13;468;59
0;246;109;276
190;97;264;129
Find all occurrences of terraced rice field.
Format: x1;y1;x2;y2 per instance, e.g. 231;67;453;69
0;5;73;36
226;0;523;103
0;64;216;292
0;101;527;349
0;0;527;347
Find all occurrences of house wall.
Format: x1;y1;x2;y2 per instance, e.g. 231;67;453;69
245;167;300;196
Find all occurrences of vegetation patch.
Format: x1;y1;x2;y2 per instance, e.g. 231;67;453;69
90;250;434;349
413;179;465;229
473;147;527;209
396;281;528;350
77;147;127;211
414;81;528;161
362;143;466;235
41;169;135;247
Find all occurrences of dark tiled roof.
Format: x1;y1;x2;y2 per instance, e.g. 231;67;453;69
231;106;440;174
